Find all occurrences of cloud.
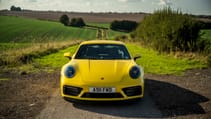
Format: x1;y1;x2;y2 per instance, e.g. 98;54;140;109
158;0;173;6
117;0;128;2
26;0;37;2
85;1;91;6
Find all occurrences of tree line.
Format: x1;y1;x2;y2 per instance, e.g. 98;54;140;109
110;20;138;32
60;14;85;27
10;5;22;11
59;14;137;32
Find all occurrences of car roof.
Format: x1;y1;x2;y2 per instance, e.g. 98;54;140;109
80;40;125;45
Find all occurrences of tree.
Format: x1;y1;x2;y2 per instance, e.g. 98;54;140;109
59;14;69;26
77;18;86;27
10;5;21;11
70;17;86;27
110;20;138;32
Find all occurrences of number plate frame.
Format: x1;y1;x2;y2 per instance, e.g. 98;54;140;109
89;87;115;93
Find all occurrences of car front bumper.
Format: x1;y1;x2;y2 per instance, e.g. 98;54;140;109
61;84;144;101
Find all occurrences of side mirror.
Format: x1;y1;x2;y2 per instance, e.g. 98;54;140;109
64;52;72;60
133;55;141;61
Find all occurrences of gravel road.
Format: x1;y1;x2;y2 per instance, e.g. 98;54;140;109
36;89;162;119
0;68;210;119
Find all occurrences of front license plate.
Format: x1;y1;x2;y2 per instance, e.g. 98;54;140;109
89;87;115;93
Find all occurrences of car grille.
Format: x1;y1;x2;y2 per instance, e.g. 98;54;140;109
122;86;142;97
81;93;124;98
63;85;82;96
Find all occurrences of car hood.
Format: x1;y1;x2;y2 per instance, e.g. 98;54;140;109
74;60;132;84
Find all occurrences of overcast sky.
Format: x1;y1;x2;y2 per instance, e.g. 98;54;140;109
0;0;210;15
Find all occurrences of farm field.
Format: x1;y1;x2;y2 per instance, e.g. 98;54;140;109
0;16;123;67
0;16;122;43
0;16;94;44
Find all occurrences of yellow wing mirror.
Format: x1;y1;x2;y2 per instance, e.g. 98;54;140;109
64;52;72;60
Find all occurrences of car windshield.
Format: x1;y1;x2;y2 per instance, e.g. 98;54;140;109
75;44;131;60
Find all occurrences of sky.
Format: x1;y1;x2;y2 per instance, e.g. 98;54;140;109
0;0;211;15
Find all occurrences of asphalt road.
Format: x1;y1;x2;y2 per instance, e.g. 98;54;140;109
36;89;162;119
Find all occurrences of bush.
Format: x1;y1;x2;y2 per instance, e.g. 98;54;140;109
135;7;201;53
59;14;69;26
70;18;86;27
110;20;138;32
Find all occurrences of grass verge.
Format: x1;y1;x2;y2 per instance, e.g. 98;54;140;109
0;41;80;70
32;43;206;75
127;43;206;75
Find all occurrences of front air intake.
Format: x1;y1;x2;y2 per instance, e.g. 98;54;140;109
122;86;142;97
63;85;82;96
81;93;123;98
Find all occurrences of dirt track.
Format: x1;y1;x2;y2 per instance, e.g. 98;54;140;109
0;68;211;119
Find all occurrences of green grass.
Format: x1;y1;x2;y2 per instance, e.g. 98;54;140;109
86;22;125;39
200;29;211;54
34;43;206;75
0;16;123;43
0;16;124;67
127;44;206;75
35;45;78;68
0;78;10;81
0;16;96;42
87;22;110;28
201;29;211;40
0;43;32;52
0;41;80;67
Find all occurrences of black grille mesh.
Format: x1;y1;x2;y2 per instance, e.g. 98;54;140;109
122;86;142;96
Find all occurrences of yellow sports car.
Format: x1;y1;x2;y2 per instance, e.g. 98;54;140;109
60;40;144;101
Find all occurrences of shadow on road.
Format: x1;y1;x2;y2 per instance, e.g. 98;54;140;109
73;93;162;118
73;79;209;118
146;78;209;117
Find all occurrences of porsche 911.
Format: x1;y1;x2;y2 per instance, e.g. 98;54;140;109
60;40;144;101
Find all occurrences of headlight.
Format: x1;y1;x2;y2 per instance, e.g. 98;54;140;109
64;66;75;78
129;66;141;79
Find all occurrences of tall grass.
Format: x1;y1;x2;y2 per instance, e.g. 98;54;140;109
0;40;80;66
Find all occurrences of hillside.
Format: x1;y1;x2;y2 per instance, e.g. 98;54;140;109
0;10;147;23
0;16;122;43
1;10;211;23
